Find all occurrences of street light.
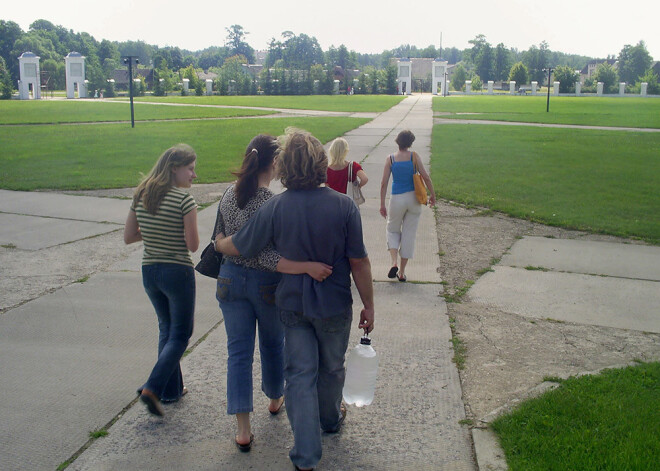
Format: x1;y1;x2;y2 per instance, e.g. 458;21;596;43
122;56;139;127
543;67;554;112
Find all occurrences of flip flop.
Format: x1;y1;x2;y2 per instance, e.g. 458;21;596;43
387;266;398;278
269;397;284;415
236;433;254;452
398;274;407;282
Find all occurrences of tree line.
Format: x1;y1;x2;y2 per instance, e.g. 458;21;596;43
0;18;657;98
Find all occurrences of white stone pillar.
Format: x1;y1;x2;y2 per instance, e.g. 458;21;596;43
182;78;189;94
465;80;472;94
531;81;538;95
575;82;581;96
641;82;648;96
65;52;86;99
487;81;493;95
432;60;447;95
509;81;516;94
553;81;560;96
597;82;604;96
397;59;411;95
18;52;41;99
619;82;626;96
333;80;340;95
206;79;213;95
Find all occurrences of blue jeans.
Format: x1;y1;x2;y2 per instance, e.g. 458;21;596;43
279;307;353;469
217;261;284;414
141;263;195;402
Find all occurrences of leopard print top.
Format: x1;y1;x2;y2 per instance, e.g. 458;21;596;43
216;184;280;271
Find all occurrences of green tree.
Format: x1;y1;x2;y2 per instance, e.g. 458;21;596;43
523;41;549;83
281;33;324;70
385;65;398;94
451;64;468;91
508;62;529;88
225;25;254;63
618;41;652;84
469;34;494;82
493;43;512;81
0;56;14;99
40;58;65;89
0;20;24;83
593;62;618;93
553;65;579;93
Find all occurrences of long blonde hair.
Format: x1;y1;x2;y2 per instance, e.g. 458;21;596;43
328;137;349;167
133;144;197;214
277;127;327;190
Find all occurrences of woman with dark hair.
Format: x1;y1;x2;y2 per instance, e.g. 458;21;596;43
123;144;200;417
217;128;375;471
213;134;332;452
379;130;436;282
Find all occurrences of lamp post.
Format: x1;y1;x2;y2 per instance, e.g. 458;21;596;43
122;56;139;127
543;67;554;112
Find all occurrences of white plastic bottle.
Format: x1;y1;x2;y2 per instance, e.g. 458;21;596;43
343;335;379;407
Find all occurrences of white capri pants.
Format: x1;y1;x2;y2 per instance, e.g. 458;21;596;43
386;191;422;259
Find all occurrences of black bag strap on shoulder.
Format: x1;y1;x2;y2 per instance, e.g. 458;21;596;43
211;187;229;242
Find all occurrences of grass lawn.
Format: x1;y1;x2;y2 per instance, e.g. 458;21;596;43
491;362;660;471
0;100;273;125
433;96;660;128
431;124;660;243
0;117;369;190
129;94;406;112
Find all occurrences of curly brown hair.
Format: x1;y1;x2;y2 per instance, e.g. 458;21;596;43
277;127;327;190
395;129;415;150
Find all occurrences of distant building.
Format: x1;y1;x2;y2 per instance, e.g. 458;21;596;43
580;59;617;83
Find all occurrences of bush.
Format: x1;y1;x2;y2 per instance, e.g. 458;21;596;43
636;69;660;95
554;65;579;93
451;64;467;91
508;62;529;88
471;75;483;91
593;62;618;93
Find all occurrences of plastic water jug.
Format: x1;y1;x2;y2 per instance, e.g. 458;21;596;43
343;335;379;407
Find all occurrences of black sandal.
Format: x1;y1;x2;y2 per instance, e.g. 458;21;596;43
235;434;254;452
387;266;398;278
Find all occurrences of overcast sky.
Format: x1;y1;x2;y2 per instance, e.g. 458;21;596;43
4;0;659;60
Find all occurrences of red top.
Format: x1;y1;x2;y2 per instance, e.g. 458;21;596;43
326;161;363;194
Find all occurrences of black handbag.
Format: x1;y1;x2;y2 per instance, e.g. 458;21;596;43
195;189;227;278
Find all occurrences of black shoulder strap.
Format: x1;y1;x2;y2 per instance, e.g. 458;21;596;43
211;187;229;241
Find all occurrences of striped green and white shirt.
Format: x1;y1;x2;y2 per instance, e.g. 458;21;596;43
132;187;197;267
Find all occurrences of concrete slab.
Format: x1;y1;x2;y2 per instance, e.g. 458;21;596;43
0;189;129;224
70;284;473;471
0;264;221;471
469;266;660;333
501;236;660;281
0;213;121;250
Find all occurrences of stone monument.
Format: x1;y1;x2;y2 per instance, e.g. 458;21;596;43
18;52;41;100
65;52;87;98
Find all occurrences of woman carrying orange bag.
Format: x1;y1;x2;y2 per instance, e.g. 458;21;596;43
379;130;436;282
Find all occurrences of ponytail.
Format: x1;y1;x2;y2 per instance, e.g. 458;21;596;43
233;136;279;209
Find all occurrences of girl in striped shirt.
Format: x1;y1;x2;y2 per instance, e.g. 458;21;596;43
124;144;200;417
